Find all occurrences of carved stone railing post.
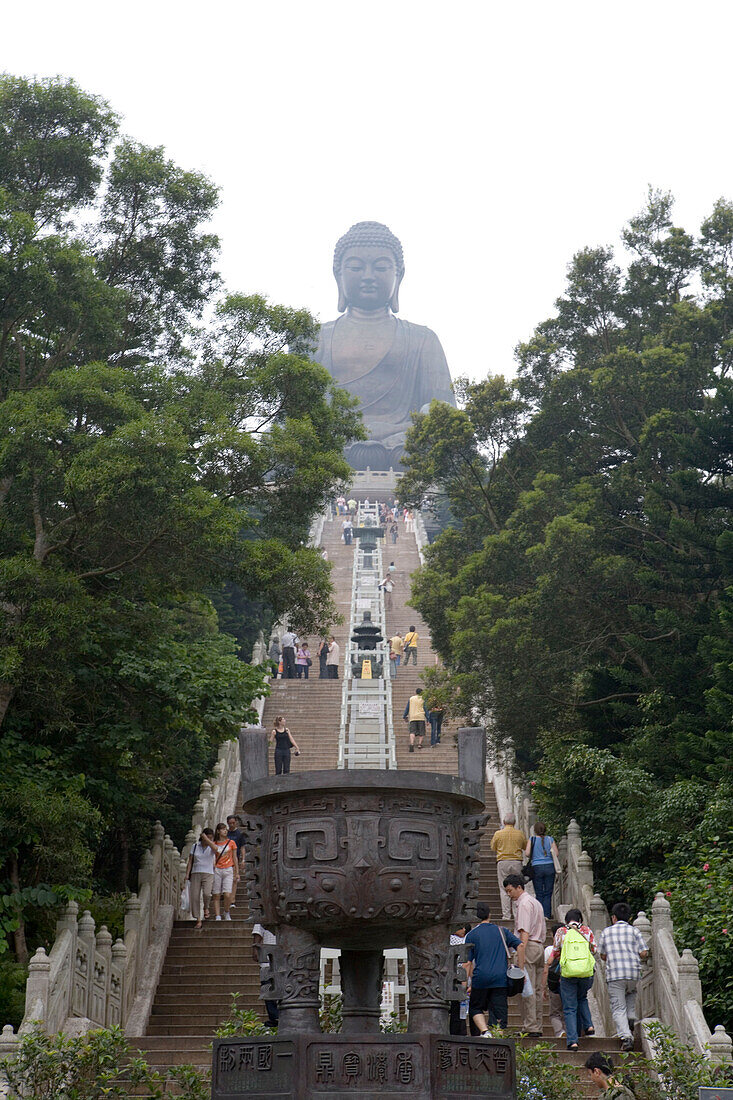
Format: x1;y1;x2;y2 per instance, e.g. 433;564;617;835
109;939;126;1027
191;798;205;833
576;851;594;894
76;911;96;1019
23;947;50;1024
678;950;703;1014
92;926;112;1025
709;1024;733;1064
633;910;654;1020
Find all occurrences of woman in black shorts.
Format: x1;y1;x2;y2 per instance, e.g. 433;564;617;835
269;715;301;774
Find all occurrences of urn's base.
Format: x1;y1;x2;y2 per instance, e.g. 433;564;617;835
213;1033;516;1099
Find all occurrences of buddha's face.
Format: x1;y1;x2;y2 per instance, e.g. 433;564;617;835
340;246;399;311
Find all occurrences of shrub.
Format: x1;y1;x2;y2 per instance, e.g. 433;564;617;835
658;836;733;1033
0;1024;208;1099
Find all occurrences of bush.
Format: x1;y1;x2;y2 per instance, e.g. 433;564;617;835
658;835;733;1033
0;1024;209;1099
214;993;273;1037
0;959;27;1031
617;1022;733;1099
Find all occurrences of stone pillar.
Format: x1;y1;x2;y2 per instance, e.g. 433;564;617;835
457;727;486;786
274;925;321;1035
239;726;269;789
406;924;450;1033
340;950;384;1033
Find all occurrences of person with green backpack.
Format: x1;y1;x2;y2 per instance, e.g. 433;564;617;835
549;907;597;1051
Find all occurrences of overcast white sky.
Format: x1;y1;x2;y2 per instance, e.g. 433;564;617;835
5;1;733;383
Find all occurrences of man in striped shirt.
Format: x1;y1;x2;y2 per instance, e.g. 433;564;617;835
598;902;649;1051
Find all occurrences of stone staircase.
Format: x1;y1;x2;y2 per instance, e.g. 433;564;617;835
130;507;626;1095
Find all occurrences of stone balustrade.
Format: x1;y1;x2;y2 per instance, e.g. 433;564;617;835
487;747;731;1065
557;817;731;1064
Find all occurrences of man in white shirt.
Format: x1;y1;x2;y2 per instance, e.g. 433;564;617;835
280;629;298;679
252;923;279;1027
326;636;340;679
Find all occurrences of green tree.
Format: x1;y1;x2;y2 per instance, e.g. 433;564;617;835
0;75;362;963
400;190;732;943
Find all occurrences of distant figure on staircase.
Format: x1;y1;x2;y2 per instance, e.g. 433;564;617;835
403;625;419;665
503;873;546;1038
281;628;298;679
389;632;403;679
598;902;648;1052
491;814;527;920
296;642;311;679
426;697;444;745
317;637;330;679
185;828;216;931
326;636;340;679
342;516;353;545
390;521;398;544
269;716;301;774
268;635;281;676
380;573;394;610
465;901;521;1035
550;907;597;1052
252;923;280;1029
403;687;427;751
211;822;239;922
524;822;559;919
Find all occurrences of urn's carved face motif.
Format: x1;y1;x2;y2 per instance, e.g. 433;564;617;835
339;246;399;312
243;790;486;949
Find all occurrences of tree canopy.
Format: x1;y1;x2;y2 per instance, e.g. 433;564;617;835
401;191;732;994
0;75;362;965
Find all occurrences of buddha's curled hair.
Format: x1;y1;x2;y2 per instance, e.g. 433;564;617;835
333;221;405;278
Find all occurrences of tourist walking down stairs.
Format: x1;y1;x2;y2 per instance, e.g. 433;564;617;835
269;716;301;774
185;828;216;931
211;822;239;922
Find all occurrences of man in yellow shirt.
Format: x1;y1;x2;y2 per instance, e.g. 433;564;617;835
402;688;427;751
389;633;404;680
403;625;419;665
490;814;527;920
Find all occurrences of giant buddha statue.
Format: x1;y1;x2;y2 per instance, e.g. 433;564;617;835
314;221;455;470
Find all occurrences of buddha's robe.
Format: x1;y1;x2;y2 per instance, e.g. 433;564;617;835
314;317;455;468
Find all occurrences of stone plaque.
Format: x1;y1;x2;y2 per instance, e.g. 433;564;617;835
214;1038;295;1097
212;1035;515;1099
358;701;381;717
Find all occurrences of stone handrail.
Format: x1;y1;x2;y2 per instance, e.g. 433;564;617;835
413;509;429;564
557;818;732;1064
487;752;732;1065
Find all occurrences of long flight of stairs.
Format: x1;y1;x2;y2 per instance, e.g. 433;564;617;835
130;505;627;1095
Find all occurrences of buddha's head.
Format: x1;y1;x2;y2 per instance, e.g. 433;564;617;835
333;221;404;313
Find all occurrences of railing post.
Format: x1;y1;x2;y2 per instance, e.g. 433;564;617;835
109;939;126;1027
633;910;654;1020
93;926;112;1025
577;850;594;894
709;1024;733;1065
23;947;50;1025
78;911;96;1019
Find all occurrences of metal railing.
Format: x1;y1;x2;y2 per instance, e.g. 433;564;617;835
337;502;396;770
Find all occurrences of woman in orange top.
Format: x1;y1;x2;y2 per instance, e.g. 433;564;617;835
211;821;239;921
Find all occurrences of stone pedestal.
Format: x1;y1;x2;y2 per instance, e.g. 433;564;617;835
213;1035;516;1099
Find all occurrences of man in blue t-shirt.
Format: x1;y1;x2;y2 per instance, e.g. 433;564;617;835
464;901;521;1036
